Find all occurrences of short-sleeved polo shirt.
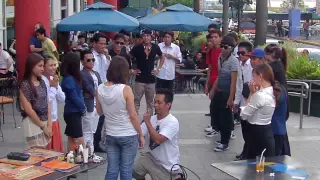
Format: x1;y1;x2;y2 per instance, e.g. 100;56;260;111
217;54;239;92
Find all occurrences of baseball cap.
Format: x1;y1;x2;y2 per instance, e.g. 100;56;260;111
251;48;265;59
221;36;235;47
141;29;152;35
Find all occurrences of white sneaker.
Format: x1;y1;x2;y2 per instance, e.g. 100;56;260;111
204;125;213;132
230;131;236;140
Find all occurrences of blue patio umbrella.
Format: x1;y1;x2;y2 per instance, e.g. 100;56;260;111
139;4;217;32
57;2;139;32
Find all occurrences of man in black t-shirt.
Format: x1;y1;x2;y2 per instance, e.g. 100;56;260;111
130;29;165;114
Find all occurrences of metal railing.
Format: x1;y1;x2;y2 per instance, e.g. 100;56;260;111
287;81;309;129
288;79;320;116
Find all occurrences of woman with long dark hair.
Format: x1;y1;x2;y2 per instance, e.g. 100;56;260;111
20;53;52;148
264;44;291;156
241;63;280;158
264;44;288;92
61;52;86;151
96;56;144;180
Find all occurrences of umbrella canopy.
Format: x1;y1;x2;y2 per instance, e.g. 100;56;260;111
119;7;139;16
139;4;217;32
57;2;139;32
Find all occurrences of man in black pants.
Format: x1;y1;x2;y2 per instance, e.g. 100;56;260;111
209;36;238;152
233;42;253;159
156;31;182;91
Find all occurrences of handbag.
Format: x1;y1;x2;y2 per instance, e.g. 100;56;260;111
241;71;250;99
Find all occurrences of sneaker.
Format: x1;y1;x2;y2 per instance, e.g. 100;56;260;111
206;130;219;137
214;144;229;152
215;141;221;145
234;120;241;126
235;154;244;161
230;131;236;140
204;125;213;132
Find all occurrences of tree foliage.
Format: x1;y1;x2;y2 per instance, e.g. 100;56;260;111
218;0;254;14
280;0;306;12
161;0;193;8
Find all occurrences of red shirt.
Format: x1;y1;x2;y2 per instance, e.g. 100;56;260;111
206;47;221;86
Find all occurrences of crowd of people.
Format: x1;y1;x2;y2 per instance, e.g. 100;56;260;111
200;25;291;159
18;23;182;180
15;21;292;180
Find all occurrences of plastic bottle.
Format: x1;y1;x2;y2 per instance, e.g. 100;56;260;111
67;151;74;164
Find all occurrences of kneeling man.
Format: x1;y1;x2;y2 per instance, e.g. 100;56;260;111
133;89;180;180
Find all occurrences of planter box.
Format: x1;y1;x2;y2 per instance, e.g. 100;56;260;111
288;80;320;117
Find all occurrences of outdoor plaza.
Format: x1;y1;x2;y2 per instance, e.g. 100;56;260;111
0;0;319;179
0;95;320;179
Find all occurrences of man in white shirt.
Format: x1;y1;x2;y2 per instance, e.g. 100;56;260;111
157;31;182;91
133;89;180;180
91;33;110;153
0;43;14;78
233;41;253;160
92;33;110;83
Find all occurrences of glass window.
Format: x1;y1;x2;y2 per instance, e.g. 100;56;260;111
61;9;67;19
61;0;67;7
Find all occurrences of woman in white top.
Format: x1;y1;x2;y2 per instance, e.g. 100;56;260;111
96;56;144;180
241;63;281;159
42;57;65;151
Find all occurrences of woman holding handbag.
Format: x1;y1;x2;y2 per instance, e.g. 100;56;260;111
20;53;52;148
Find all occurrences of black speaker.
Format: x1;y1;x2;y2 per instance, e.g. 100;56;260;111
119;0;128;9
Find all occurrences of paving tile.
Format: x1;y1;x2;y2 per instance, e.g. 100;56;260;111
1;95;320;179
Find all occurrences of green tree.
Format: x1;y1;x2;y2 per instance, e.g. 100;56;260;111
219;0;254;15
162;0;193;8
280;0;306;12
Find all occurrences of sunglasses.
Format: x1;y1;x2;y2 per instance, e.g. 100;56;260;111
86;58;95;62
237;51;248;56
115;41;125;46
220;44;230;50
264;49;273;55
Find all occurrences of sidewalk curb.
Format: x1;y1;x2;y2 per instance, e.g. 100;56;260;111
267;35;320;47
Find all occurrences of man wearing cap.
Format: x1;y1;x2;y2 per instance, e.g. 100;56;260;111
233;41;253;160
250;48;265;68
130;29;165;114
156;31;182;91
209;36;239;152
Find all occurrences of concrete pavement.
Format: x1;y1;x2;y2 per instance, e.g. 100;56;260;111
0;94;320;179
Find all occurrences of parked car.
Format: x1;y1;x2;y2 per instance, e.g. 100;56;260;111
239;21;256;34
266;39;284;45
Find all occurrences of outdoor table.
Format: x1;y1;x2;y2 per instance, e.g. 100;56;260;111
0;152;106;180
36;159;106;180
211;155;318;180
175;69;206;93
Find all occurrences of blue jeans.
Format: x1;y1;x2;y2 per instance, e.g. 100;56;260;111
105;134;138;180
